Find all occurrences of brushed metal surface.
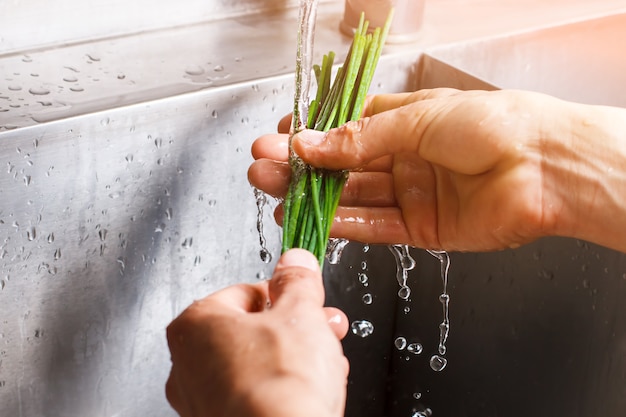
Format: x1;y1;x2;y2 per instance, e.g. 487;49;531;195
0;51;421;416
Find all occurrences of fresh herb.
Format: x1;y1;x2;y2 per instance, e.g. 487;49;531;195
283;11;393;265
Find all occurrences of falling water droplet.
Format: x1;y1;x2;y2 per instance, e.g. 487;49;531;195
194;256;202;266
389;244;415;300
259;249;272;263
117;257;126;273
47;233;55;243
326;238;349;264
394;336;407;350
351;320;374;338
429;355;447;372
181;238;193;249
26;227;36;241
211;110;218;118
53;248;61;260
253;188;273;264
407;343;423;355
165;208;172;220
23;175;31;186
98;229;107;241
398;285;411;300
362;293;373;305
412;408;433;417
427;250;452;363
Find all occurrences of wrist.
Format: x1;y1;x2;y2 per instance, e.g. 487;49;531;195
542;99;626;251
232;377;343;417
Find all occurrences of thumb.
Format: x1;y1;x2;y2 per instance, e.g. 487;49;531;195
268;249;325;308
291;103;431;170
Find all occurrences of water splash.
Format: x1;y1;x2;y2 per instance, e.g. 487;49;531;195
326;238;349;264
253;188;272;263
388;244;415;300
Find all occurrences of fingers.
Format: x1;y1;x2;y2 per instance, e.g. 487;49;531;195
291;89;505;174
324;307;349;340
249;159;396;207
268;249;325;308
248;158;291;198
270;250;349;340
193;281;270;314
329;206;414;245
362;88;462;116
291;104;428;171
251;133;289;161
278;113;292;134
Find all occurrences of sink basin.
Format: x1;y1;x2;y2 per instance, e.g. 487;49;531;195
426;12;626;106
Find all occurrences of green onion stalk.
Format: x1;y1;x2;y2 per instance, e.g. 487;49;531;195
283;11;394;266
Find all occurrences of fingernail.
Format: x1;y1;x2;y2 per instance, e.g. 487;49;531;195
277;248;320;272
295;129;326;147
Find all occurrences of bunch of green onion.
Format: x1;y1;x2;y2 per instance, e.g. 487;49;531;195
282;12;393;266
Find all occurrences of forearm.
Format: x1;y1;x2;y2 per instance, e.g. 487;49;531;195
544;100;626;252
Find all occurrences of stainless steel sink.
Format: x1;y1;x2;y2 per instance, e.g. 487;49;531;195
1;5;626;417
427;12;626;106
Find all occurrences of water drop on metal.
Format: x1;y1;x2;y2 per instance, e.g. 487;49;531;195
253;188;273;264
28;87;50;96
185;65;205;76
